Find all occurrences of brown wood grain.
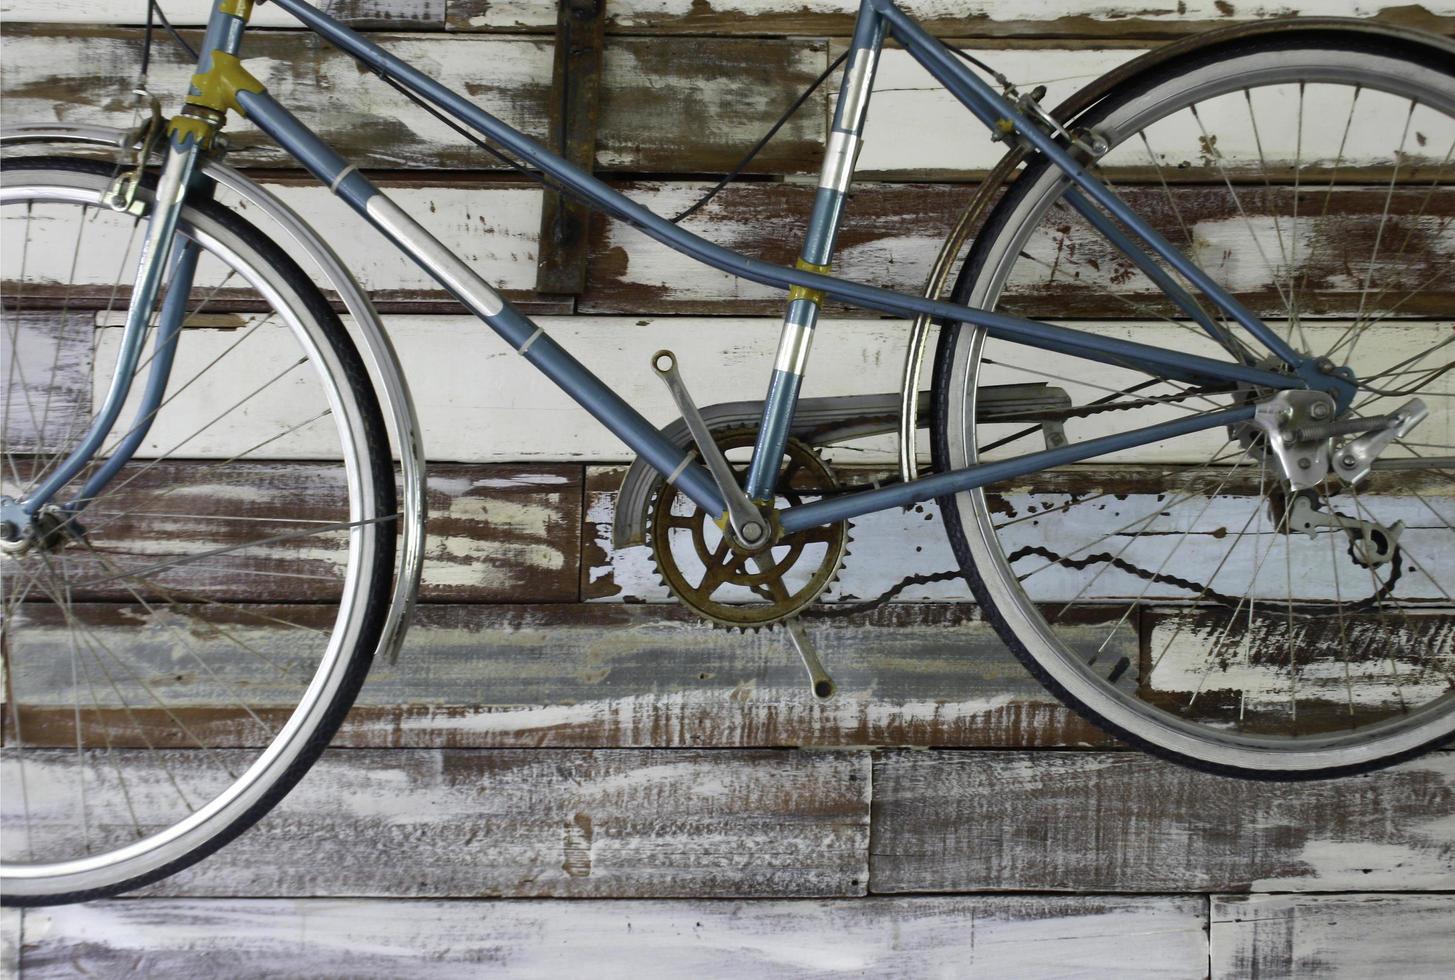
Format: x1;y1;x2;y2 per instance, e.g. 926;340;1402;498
869;749;1455;893
1;461;581;603
0;27;830;175
583;181;1455;316
10;179;1446;319
445;1;1455;39
1141;607;1455;735
9;0;448;30
6;602;1110;750
14;895;1210;977
2;747;871;898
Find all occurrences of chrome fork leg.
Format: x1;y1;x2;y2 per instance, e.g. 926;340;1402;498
21;132;202;515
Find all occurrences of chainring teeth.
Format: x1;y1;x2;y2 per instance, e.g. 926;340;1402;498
644;431;851;630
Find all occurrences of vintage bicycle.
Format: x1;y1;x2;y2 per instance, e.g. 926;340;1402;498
2;0;1452;904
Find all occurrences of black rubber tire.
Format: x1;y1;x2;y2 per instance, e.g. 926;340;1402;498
930;29;1455;781
1;156;397;903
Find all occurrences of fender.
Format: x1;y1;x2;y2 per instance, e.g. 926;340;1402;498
0;123;427;665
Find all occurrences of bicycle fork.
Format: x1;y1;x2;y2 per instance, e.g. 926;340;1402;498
0;4;251;547
1;137;203;550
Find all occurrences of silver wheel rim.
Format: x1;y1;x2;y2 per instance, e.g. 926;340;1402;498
944;45;1455;773
1;171;381;896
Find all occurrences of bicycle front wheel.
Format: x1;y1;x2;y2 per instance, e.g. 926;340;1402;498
934;28;1455;778
1;157;396;903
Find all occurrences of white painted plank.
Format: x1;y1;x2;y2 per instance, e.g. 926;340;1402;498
857;47;1455;175
0;748;871;897
0;907;18;980
0;313;93;455
17;895;1209;979
0;178;543;296
585;463;1454;607
87;315;1453;463
855;47;1137;175
1211;893;1455;980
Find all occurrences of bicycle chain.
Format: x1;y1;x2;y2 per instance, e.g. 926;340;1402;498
1002;542;1402;613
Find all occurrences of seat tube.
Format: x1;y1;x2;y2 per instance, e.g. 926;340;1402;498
743;2;887;502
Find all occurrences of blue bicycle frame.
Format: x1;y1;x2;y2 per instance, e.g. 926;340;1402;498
21;0;1358;537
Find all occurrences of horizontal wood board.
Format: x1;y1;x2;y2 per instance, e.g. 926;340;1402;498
1210;893;1455;978
870;749;1455;893
1;747;872;898
9;0;1452;38
4;602;1111;750
12;895;1211;978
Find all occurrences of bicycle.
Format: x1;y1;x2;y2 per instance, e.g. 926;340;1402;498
1;0;1451;905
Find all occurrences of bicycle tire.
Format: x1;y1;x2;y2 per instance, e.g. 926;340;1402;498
932;28;1455;779
1;156;396;903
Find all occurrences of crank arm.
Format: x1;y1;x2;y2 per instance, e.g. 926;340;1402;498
652;350;768;547
785;618;835;701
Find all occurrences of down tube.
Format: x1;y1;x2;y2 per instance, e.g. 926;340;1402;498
237;90;728;520
779;404;1254;532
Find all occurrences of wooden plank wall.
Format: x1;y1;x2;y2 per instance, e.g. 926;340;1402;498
5;1;1455;975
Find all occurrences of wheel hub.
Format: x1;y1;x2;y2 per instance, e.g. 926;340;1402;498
0;497;81;557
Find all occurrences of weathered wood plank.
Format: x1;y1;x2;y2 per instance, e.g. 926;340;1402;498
9;176;1446;316
1143;608;1455;735
0;28;830;174
11;29;1443;181
0;462;581;602
5;602;1112;749
80;314;1454;465
10;0;1454;38
870;749;1455;893
445;0;1455;37
1210;893;1455;979
418;464;583;600
0;748;871;897
0;0;446;29
0;312;93;455
0;907;18;980
16;895;1209;978
584;182;1455;316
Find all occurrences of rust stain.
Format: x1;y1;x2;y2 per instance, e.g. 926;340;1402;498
562;812;593;877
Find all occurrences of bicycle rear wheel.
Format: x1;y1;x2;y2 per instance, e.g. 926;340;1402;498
933;29;1455;778
1;157;396;902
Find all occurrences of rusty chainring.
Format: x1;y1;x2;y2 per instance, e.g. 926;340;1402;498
647;430;849;629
